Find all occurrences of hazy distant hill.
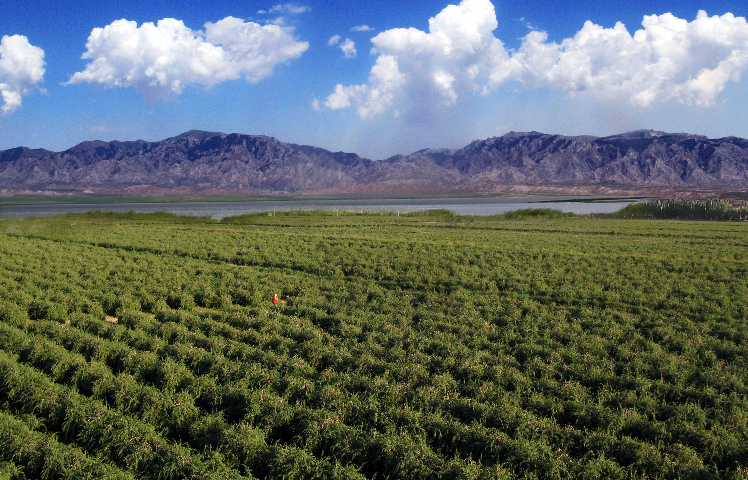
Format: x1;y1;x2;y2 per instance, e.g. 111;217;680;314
2;129;748;195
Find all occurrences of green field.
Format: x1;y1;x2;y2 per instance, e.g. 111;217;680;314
0;211;746;479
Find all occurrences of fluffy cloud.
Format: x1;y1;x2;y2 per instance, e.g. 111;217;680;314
328;36;358;58
322;55;404;117
516;11;748;106
0;35;45;113
67;17;309;100
321;0;518;117
321;0;748;118
340;38;357;58
351;25;373;32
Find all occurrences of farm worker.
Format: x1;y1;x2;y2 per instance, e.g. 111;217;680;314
272;294;278;304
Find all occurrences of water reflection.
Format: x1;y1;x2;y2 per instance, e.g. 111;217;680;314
0;196;640;220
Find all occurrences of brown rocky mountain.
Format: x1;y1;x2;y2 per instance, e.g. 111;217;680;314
1;129;747;195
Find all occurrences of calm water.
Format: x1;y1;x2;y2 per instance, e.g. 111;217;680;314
0;196;640;220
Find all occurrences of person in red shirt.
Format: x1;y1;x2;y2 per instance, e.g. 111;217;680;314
272;294;278;304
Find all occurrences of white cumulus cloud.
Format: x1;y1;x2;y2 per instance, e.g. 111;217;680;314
322;0;518;118
515;10;748;107
322;55;405;117
340;38;357;58
66;17;309;100
0;35;45;113
328;35;341;46
321;0;748;118
351;25;373;32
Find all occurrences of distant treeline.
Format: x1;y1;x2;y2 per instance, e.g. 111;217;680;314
616;198;748;221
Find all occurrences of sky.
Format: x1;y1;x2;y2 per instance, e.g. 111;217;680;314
1;0;747;160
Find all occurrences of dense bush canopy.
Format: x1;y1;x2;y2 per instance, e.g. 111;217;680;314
615;198;748;221
0;211;746;479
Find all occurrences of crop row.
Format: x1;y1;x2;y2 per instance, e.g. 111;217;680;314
0;213;747;478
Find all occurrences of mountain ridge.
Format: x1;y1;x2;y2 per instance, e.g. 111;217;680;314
2;129;748;195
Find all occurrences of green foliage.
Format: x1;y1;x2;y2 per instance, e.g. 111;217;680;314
614;198;748;221
0;410;134;479
499;208;577;219
67;210;212;223
0;302;27;329
0;211;746;478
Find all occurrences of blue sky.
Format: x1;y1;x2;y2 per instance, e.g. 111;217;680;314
1;0;747;159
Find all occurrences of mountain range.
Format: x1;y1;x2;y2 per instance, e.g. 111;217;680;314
2;129;748;195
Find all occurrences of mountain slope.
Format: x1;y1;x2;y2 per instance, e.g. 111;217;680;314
1;129;747;194
0;131;373;193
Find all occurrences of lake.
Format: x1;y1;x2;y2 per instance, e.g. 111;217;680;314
0;195;641;220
